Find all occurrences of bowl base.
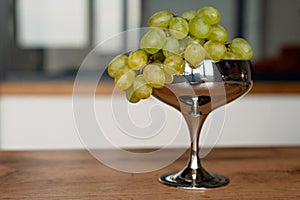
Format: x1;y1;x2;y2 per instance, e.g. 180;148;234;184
159;172;229;190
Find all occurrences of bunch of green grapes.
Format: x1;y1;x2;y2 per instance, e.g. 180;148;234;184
108;6;253;103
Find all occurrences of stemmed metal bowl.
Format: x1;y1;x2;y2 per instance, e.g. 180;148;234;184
153;59;252;189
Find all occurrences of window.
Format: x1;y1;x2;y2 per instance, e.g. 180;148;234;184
0;0;141;80
16;0;89;49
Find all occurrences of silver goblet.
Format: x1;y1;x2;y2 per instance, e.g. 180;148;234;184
153;59;253;189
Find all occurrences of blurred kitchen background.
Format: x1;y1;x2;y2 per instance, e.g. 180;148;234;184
0;0;299;149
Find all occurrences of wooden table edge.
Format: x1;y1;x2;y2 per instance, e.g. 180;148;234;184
1;81;300;95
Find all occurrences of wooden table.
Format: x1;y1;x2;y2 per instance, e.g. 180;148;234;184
2;81;300;95
0;147;299;199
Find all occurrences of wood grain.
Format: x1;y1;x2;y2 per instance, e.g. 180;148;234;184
1;81;300;95
0;147;299;199
0;81;116;95
250;82;300;94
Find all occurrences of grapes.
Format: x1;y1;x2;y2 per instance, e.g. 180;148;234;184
169;17;189;39
107;54;129;78
179;36;205;53
148;10;173;28
140;28;167;54
229;38;253;60
126;86;140;103
164;54;185;75
184;43;206;68
133;75;153;99
197;6;221;25
189;17;211;39
207;24;228;43
163;36;180;57
204;40;227;61
181;10;197;21
179;36;193;52
164;70;174;84
107;6;253;103
223;51;239;60
128;49;148;70
114;69;136;90
143;63;165;88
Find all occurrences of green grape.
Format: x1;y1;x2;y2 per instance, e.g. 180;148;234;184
197;6;221;25
164;70;174;84
190;36;206;46
107;54;128;78
184;43;206;68
140;28;167;54
143;63;166;88
179;36;192;52
204;40;227;61
114;69;136;90
128;49;148;70
163;54;185;75
229;38;253;60
164;73;174;84
179;36;205;52
223;51;239;60
163;36;180;57
181;10;197;21
133;75;153;99
207;24;228;43
188;17;211;39
169;17;189;39
125;86;140;103
148;10;173;28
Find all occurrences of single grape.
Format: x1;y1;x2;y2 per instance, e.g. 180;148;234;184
229;38;253;60
169;17;189;39
188;17;211;39
223;51;239;60
181;10;197;21
140;28;167;54
133;75;153;99
204;40;227;61
143;63;166;88
163;36;181;57
114;69;136;90
179;36;192;52
190;36;206;46
207;24;228;43
184;43;206;68
125;86;140;103
164;54;185;75
179;36;205;52
107;54;129;78
128;49;148;70
164;70;174;84
197;6;221;25
148;10;173;28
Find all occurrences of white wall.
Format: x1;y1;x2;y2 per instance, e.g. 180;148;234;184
0;94;300;150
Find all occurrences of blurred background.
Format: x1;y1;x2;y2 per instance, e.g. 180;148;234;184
0;0;300;149
1;0;300;81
